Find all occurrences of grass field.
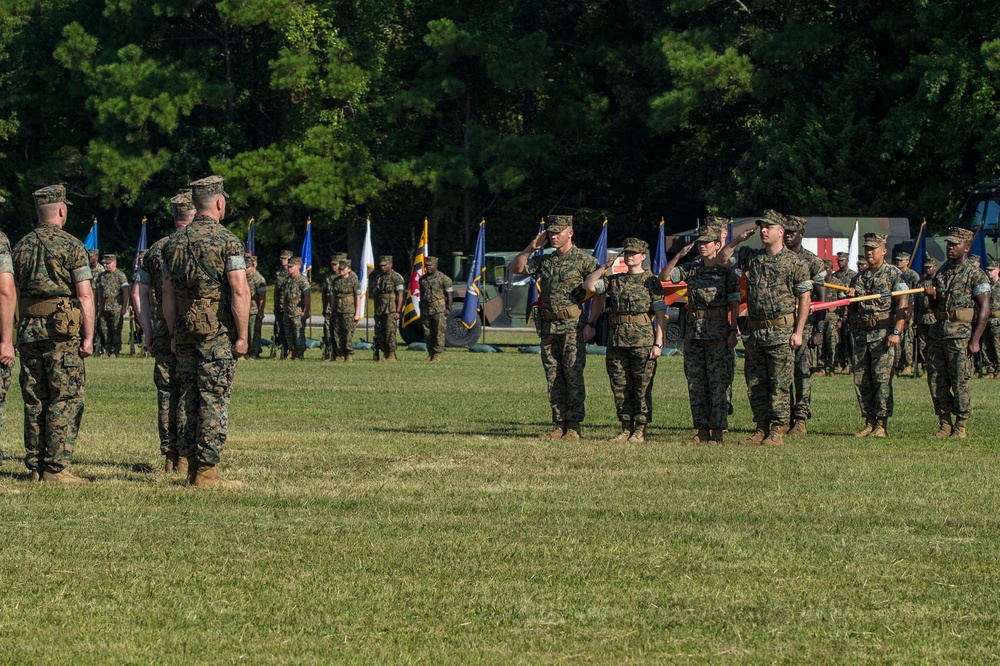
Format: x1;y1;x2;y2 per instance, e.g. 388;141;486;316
1;330;999;663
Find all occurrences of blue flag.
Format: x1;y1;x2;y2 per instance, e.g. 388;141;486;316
526;219;545;321
910;220;927;278
584;218;608;319
246;217;255;256
652;218;667;275
727;220;734;245
461;219;487;329
300;217;313;278
131;217;147;275
84;219;98;251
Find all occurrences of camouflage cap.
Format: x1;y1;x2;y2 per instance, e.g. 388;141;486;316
755;209;786;228
622;237;648;254
101;253;116;264
946;227;975;244
969;254;980;264
288;256;302;267
894;251;910;261
545;215;573;233
33;184;72;206
425;256;438;267
697;228;722;243
245;254;257;266
89;248;100;256
330;252;346;263
988;260;999;270
783;215;808;233
189;175;228;198
280;250;293;259
379;255;393;265
170;189;195;213
823;259;834;270
703;215;729;228
836;251;849;261
338;259;352;269
863;233;887;248
925;255;938;267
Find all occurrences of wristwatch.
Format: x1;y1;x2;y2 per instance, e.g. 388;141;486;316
891;328;902;336
654;343;663;349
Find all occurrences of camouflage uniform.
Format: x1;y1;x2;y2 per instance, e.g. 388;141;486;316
331;262;361;359
272;254;291;358
927;250;990;425
787;237;826;425
895;261;922;374
831;261;857;370
734;238;811;435
283;267;310;359
0;228;13;466
671;260;739;431
13;186;92;476
821;256;849;372
848;255;907;425
914;264;937;372
247;266;267;358
95;263;129;356
982;264;1000;374
161;201;246;467
525;230;600;426
372;257;405;360
419;265;453;357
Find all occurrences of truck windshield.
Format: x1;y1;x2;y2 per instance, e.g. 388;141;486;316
958;184;1000;234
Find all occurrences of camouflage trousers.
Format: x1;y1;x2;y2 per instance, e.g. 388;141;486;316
744;341;794;432
791;323;814;422
174;335;237;465
606;346;657;424
895;324;914;372
821;319;840;370
283;312;306;358
323;313;334;360
837;324;854;369
97;309;123;355
926;336;974;420
981;322;1000;370
915;322;933;368
0;360;11;465
684;338;734;430
851;332;896;419
541;327;587;423
248;315;263;358
374;313;398;358
151;331;178;456
19;339;85;473
272;309;285;356
332;313;357;358
422;313;446;355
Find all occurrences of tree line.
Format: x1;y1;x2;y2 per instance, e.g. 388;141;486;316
1;0;999;275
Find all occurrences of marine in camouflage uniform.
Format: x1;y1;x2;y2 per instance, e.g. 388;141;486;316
662;228;740;444
419;256;453;361
783;216;827;436
893;251;922;376
585;238;666;443
512;215;601;440
94;254;129;357
282;257;310;360
371;255;405;361
161;175;250;486
331;259;361;361
133;190;195;471
981;260;1000;377
272;250;291;359
830;252;857;372
913;257;938;376
721;210;811;447
321;254;346;361
847;234;909;437
13;185;95;483
0;195;15;473
246;255;267;359
924;228;991;439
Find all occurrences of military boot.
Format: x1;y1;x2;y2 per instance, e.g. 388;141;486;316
762;431;784;447
192;465;242;488
870;417;887;438
164;451;179;473
787;419;808;436
951;419;968;439
540;422;567;439
386;353;398;363
175;456;189;475
683;428;710;445
901;365;913;376
855;419;876;437
40;468;85;483
185;458;199;486
628;424;646;443
933;416;953;439
612;421;632;442
345;355;353;362
738;428;767;446
28;469;40;482
709;429;725;444
562;422;582;440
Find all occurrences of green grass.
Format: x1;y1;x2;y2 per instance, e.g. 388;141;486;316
1;330;999;663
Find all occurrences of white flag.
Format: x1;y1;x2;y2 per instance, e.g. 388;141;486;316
847;219;859;272
356;219;375;320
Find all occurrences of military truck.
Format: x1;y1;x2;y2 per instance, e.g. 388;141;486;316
905;180;1000;265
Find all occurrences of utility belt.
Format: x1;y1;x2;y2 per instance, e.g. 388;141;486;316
686;307;728;323
855;313;891;330
934;308;974;323
378;294;396;300
177;295;230;336
745;312;795;331
421;298;446;309
541;304;582;322
20;296;82;337
610;312;651;326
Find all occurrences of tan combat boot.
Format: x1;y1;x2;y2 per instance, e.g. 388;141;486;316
185;457;199;486
345;355;353;362
870;417;887;438
855;419;876;437
562;422;582;440
762;431;784;447
540;422;567;439
787;419;808;436
951;419;968;439
192;464;242;488
175;456;189;474
612;421;632;442
28;469;40;482
164;451;179;473
933;416;953;439
628;424;646;443
738;428;767;446
901;365;913;376
683;428;710;445
709;429;725;444
386;353;398;362
40;468;85;483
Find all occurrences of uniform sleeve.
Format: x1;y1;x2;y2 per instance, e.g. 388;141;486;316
792;260;812;295
224;236;246;272
0;236;12;275
810;256;827;282
726;269;741;302
444;275;454;292
734;246;752;272
669;265;689;283
973;269;991;297
69;241;92;283
524;254;542;275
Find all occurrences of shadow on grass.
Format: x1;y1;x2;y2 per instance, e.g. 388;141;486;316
86;459;156;474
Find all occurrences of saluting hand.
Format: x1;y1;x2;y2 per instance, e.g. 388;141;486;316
678;241;695;257
529;231;548;251
737;228;756;243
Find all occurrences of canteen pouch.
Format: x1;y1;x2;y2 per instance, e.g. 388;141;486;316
180;299;220;336
53;299;82;337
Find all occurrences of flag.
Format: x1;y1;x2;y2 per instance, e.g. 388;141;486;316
84;218;98;251
525;218;545;322
300;217;313;279
727;219;734;246
246;217;255;256
356;217;375;320
910;219;927;277
131;217;147;275
583;217;608;319
461;218;487;329
651;217;667;275
847;219;859;272
971;221;987;270
401;218;429;327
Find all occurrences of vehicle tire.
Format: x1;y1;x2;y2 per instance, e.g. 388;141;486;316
445;304;481;348
400;318;424;344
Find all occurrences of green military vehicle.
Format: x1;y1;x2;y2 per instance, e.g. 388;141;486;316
905;180;1000;266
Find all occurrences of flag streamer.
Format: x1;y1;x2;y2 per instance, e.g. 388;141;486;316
356;218;375;320
401;218;429;328
461;219;486;329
